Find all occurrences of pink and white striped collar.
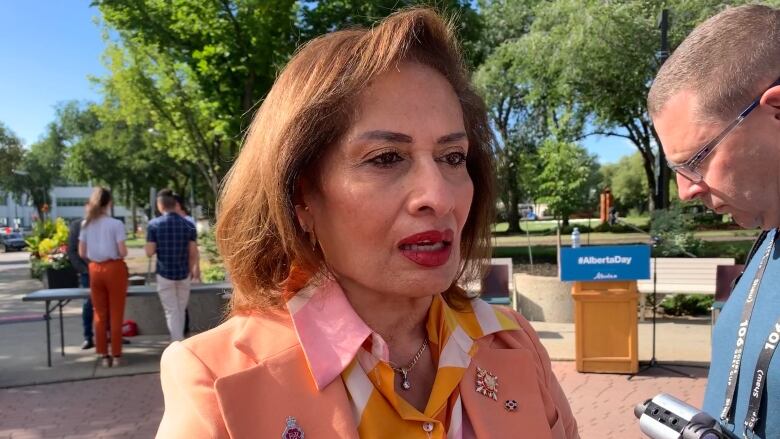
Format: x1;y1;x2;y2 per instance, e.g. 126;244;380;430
286;278;520;391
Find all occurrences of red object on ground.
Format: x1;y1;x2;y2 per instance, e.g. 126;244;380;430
122;320;138;337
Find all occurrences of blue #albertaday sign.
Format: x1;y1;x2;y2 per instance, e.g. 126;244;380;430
560;245;651;282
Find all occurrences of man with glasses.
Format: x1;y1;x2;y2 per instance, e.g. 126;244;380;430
647;5;780;439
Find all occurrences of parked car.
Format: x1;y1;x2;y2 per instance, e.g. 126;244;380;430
0;232;27;252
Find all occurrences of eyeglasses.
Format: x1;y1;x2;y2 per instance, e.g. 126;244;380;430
667;76;780;183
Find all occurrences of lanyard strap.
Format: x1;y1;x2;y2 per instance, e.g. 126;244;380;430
743;318;780;437
721;230;779;422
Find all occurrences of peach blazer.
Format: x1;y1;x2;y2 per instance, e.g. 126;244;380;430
156;309;579;438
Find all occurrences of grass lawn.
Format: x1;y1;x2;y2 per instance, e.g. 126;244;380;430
125;237;146;248
492;216;649;233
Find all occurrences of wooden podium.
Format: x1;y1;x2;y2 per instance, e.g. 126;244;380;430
572;280;639;373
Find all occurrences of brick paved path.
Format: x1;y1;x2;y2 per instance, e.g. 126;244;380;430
0;362;707;438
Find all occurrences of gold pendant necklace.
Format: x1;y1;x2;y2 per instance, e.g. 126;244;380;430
390;339;428;391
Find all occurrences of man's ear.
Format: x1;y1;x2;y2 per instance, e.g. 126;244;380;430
760;83;780;121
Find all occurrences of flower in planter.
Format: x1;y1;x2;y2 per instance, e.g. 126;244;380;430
27;218;72;279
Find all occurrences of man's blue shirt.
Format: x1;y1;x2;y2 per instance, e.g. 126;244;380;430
147;213;196;281
703;229;780;439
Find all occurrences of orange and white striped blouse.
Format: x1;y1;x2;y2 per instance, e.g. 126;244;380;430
287;278;521;439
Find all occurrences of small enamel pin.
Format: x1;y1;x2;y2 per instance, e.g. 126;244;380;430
282;416;304;439
505;399;518;412
475;366;499;400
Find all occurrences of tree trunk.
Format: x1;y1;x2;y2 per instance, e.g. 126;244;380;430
131;196;138;238
506;190;521;234
641;158;657;213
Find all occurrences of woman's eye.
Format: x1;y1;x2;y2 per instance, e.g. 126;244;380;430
441;152;467;167
369;151;403;168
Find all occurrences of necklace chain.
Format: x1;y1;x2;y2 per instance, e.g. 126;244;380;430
390;339;428;391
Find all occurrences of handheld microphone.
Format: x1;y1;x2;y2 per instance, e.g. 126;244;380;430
634;394;726;439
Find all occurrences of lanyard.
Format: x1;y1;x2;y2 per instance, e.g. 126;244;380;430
743;317;780;437
721;230;779;423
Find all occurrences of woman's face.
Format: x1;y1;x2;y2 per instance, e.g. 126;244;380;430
299;62;474;299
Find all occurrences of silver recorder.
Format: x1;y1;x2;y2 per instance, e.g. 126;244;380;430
634;394;726;439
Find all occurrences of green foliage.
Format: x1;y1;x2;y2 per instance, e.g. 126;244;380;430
199;226;222;266
202;264;227;283
534;140;600;224
650;205;701;257
660;294;714;317
600;153;649;213
0;122;26;194
26;218;72;278
510;0;764;211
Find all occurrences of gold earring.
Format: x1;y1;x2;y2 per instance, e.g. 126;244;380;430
308;227;318;252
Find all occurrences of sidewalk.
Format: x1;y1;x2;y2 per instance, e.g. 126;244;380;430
0;361;706;439
0;250;710;437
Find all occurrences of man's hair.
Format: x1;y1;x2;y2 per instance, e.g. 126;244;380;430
156;188;177;210
648;4;780;122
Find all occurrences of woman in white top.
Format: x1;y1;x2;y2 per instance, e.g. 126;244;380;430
78;187;129;367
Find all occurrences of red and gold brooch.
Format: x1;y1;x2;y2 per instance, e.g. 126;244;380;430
475;366;499;400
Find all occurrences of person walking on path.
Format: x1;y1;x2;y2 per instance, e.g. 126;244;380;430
145;190;200;342
68;216;93;350
78;187;129;367
648;5;780;438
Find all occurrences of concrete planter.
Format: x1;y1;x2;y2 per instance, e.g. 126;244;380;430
513;273;574;323
124;288;229;336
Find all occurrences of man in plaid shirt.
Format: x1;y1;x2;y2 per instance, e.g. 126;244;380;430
145;190;200;341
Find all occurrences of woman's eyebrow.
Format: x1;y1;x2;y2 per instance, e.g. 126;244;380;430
356;130;467;144
358;130;413;143
437;132;467;144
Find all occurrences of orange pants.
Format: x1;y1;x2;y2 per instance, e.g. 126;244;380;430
89;260;129;357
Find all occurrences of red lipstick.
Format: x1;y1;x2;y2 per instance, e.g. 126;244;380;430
398;229;454;267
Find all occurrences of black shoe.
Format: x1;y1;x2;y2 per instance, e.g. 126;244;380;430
81;339;95;350
122;338;131;345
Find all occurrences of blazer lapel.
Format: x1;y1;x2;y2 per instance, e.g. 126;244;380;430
460;337;554;439
214;313;359;438
215;344;359;439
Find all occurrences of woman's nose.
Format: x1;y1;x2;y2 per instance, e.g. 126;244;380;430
406;159;456;217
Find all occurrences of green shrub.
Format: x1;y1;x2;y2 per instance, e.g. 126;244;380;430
659;294;713;316
202;264;226;283
199;225;222;265
650;206;701;256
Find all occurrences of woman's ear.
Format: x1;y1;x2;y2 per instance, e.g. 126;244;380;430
293;178;314;232
294;203;312;232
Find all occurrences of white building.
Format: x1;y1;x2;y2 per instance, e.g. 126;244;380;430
0;186;136;230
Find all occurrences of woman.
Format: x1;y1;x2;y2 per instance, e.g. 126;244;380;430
78;187;129;367
157;8;578;438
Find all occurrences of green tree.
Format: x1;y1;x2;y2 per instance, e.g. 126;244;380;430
19;124;67;220
93;0;300;207
301;0;484;66
513;0;768;212
474;0;548;233
0;122;26;196
93;1;484;213
475;43;545;233
600;152;649;214
534;140;599;226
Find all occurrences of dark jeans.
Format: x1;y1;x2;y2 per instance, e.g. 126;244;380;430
80;272;93;340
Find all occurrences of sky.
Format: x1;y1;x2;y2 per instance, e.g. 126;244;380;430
0;1;635;164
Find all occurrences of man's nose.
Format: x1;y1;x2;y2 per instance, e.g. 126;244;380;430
676;173;708;201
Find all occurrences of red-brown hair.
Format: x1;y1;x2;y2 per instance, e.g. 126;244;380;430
216;8;495;313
